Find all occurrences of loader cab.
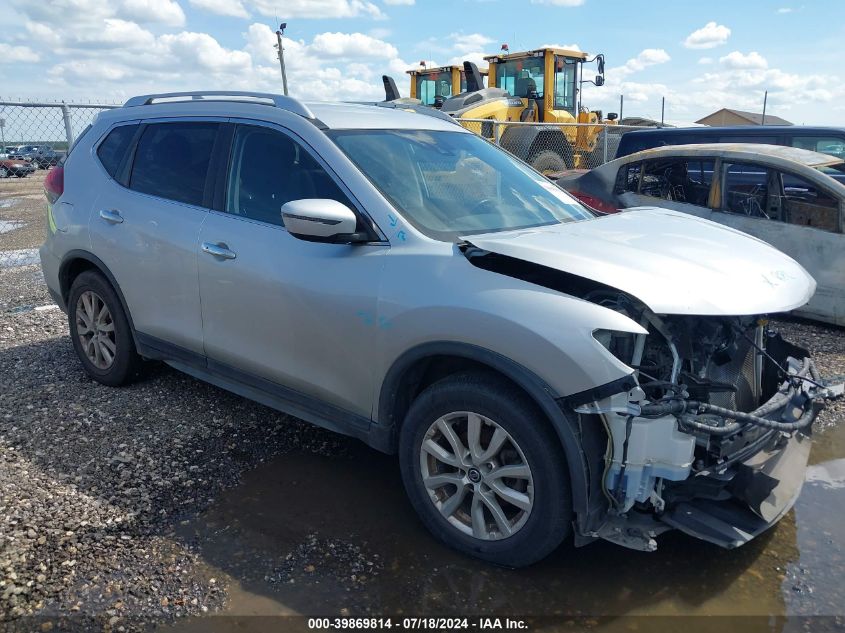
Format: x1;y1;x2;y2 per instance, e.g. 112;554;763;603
485;48;588;122
408;65;488;107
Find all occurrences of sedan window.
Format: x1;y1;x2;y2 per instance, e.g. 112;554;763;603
723;163;772;219
780;172;841;233
638;158;714;207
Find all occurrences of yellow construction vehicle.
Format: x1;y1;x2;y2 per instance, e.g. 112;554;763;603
406;65;487;107
440;47;616;171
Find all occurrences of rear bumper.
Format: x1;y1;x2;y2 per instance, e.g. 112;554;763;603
661;424;813;548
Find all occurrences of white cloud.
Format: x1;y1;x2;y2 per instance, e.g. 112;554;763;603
698;56;713;65
310;32;398;58
190;0;249;18
75;19;156;49
157;31;252;72
683;21;731;49
719;50;768;69
0;43;40;63
120;0;186;26
777;7;793;13
451;32;494;53
529;0;584;5
614;48;670;76
384;0;414;4
446;52;488;70
245;0;384;19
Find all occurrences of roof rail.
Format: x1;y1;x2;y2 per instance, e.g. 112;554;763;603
122;91;315;119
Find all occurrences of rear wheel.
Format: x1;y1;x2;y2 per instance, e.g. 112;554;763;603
399;372;572;567
0;167;8;178
68;270;141;386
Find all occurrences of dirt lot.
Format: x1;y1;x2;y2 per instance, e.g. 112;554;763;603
2;172;845;632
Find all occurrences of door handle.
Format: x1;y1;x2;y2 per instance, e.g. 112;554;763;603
201;242;237;260
99;209;124;224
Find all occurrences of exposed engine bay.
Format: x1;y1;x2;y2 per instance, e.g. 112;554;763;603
461;239;844;551
578;292;839;550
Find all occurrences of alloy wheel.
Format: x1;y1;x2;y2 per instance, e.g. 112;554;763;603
75;290;117;370
419;411;534;540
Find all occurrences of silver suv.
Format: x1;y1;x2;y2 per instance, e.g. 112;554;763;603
40;91;838;566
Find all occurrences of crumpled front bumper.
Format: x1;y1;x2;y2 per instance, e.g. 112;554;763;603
661;424;813;548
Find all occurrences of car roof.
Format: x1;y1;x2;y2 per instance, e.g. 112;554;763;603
630;142;843;169
109;93;466;134
623;125;845;137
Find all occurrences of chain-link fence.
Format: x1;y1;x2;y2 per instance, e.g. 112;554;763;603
458;119;650;172
0;101;116;288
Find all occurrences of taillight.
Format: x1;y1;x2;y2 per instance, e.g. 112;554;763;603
44;166;64;204
569;190;618;214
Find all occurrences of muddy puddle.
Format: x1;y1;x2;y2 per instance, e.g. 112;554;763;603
157;415;845;632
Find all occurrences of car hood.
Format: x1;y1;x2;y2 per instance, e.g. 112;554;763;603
463;207;816;316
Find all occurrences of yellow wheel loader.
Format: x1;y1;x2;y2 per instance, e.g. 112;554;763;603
440;47;616;171
406;65;488;107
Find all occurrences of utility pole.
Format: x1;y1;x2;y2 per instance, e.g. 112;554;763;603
660;96;665;127
619;94;623;121
761;90;768;125
275;23;289;96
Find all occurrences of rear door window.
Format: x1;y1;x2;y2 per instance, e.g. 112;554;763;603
722;163;772;219
129;122;219;207
96;124;137;180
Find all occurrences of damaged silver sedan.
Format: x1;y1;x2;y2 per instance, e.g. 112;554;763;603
44;96;843;567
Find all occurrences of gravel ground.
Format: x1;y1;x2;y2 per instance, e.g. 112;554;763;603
0;301;349;630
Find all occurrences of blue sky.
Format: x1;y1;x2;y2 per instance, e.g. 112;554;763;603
0;0;841;124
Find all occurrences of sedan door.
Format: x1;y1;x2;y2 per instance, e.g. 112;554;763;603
197;122;388;417
707;163;845;325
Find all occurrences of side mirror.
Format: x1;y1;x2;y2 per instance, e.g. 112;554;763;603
281;199;367;244
594;75;605;87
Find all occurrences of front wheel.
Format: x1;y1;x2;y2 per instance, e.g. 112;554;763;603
399;372;572;567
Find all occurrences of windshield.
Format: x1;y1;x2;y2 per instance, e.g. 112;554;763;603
415;72;452;106
496;56;544;98
330;129;592;240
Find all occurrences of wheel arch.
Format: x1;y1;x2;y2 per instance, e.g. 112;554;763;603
377;341;595;531
59;250;140;348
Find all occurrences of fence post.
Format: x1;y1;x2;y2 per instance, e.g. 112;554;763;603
61;102;74;147
494;121;501;146
602;124;608;164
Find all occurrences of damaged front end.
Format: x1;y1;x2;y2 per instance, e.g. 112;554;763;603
575;297;841;551
459;211;843;552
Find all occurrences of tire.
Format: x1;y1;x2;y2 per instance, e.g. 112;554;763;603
529;150;569;175
67;270;141;386
15;172;26;178
399;371;572;567
0;167;7;178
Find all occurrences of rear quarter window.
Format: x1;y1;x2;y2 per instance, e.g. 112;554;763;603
96;124;137;179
